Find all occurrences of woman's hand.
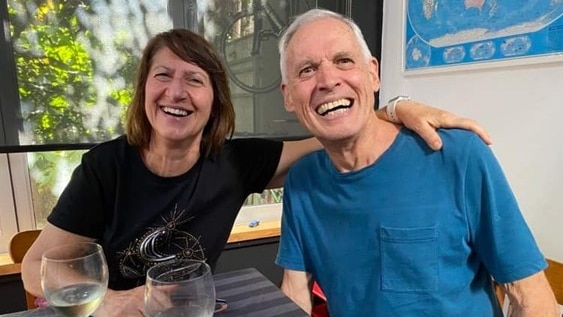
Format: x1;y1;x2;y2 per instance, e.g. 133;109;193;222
93;286;146;317
377;99;492;150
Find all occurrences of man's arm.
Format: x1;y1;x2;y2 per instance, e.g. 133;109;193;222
500;271;559;317
280;269;314;314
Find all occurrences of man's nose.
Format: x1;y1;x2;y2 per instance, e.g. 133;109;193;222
166;78;188;100
316;65;340;91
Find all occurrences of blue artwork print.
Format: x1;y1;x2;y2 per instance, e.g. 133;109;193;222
404;0;563;70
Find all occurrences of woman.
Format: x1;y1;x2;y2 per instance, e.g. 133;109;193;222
21;29;489;316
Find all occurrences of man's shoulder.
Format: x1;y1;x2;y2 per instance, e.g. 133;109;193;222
404;128;484;151
288;149;326;178
437;128;480;140
298;149;326;165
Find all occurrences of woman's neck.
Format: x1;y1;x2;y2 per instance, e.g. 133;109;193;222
142;137;202;177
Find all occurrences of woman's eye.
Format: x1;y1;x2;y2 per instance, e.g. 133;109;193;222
187;77;204;85
154;72;169;78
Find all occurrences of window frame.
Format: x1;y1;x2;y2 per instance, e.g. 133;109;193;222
0;0;23;148
0;0;382;253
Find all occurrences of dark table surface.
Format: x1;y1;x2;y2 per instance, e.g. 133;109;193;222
1;267;308;317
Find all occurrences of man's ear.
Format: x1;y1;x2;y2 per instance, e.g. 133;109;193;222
369;57;380;92
281;83;295;112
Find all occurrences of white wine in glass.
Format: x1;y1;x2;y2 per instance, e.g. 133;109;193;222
41;242;109;317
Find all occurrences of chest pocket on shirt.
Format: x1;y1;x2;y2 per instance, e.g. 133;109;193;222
380;225;438;292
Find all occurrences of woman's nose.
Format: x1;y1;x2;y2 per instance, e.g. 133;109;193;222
166;78;188;100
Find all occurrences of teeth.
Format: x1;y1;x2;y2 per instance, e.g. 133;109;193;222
162;106;189;117
316;99;351;115
325;108;348;116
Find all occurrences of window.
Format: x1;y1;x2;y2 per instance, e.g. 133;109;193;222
0;0;177;250
1;0;378;252
0;0;326;252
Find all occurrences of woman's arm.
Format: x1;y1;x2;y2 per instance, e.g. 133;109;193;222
266;100;492;188
21;223;146;316
376;99;492;150
21;223;95;298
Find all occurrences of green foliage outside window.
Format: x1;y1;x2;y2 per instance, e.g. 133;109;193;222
9;1;134;143
8;0;139;223
7;0;282;226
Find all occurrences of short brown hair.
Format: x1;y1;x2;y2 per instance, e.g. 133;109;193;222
126;29;235;157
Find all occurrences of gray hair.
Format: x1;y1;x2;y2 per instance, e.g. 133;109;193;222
278;8;372;83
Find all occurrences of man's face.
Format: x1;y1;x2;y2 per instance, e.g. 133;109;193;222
281;17;380;142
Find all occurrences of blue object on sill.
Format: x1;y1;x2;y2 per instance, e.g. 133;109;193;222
248;220;260;228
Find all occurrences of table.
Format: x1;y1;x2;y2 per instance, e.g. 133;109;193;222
0;268;308;317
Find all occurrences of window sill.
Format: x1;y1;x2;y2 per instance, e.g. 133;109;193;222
0;219;282;266
0;253;12;266
231;203;281;241
227;219;280;243
0;262;20;275
228;202;282;243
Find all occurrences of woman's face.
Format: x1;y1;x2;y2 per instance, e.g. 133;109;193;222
144;46;214;147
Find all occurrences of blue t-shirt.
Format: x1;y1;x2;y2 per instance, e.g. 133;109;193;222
276;128;546;316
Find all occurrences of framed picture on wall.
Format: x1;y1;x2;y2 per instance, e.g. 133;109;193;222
403;0;563;73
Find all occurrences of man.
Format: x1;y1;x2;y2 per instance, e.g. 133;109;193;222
275;9;559;316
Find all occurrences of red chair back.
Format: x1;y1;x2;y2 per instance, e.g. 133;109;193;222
312;282;329;317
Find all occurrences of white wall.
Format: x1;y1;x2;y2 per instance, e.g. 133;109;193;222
380;1;563;261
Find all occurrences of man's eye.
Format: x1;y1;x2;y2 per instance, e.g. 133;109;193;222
338;58;353;64
299;66;315;76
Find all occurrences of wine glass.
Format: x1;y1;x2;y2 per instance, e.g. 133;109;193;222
40;242;109;317
144;259;216;317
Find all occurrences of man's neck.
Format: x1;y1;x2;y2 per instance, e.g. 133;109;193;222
323;118;400;173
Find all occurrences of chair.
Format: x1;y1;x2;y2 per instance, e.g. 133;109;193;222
545;258;563;305
494;282;505;307
312;281;329;317
9;229;41;310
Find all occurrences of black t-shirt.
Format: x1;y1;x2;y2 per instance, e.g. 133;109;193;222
48;135;283;289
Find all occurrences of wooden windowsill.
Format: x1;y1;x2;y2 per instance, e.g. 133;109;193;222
0;262;20;276
0;221;281;266
0;253;13;266
227;219;281;243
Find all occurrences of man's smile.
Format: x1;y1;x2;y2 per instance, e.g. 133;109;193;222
315;98;353;116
